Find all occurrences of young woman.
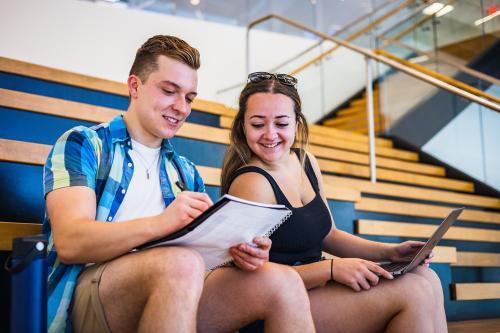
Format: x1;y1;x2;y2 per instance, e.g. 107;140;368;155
221;72;447;333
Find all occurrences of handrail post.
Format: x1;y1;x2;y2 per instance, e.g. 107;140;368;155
366;57;377;183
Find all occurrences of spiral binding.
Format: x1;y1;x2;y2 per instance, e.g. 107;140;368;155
209;208;292;270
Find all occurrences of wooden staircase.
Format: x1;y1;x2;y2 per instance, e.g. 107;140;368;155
322;84;385;135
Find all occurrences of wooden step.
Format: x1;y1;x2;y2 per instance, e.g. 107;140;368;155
329;176;500;209
309;145;444;176
354;198;500;224
451;283;500;301
0;57;235;117
453;252;500;267
323;113;382;127
1;88;418;162
323;167;473;192
0;139;361;204
356;220;500;243
448;318;500;333
0;222;42;251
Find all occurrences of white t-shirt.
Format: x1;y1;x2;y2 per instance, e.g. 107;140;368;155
113;138;166;222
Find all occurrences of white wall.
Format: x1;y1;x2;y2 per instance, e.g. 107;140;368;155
0;0;367;122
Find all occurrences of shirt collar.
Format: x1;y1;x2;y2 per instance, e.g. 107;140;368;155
109;115;175;157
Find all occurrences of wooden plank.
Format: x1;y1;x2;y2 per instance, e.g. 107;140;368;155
451;283;500;301
0;222;42;251
357;220;500;243
0;57;235;117
308;132;418;161
448;318;500;333
308;124;392;147
0;139;50;165
355;198;500;224
453;252;500;267
321;164;472;192
329;175;500;209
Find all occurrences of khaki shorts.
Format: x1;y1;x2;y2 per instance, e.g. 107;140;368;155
71;263;111;333
70;262;221;333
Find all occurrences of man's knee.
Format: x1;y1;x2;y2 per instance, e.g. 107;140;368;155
141;247;205;287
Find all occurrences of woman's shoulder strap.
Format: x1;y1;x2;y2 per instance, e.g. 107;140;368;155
227;166;288;205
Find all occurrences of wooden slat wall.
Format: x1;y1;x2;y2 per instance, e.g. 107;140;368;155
448;318;500;333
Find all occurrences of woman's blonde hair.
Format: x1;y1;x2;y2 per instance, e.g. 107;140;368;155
220;78;309;195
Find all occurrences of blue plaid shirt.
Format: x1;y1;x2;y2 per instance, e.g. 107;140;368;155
43;115;205;332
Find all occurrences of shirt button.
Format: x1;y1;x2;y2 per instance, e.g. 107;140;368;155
121;189;126;194
127;162;132;167
108;216;113;221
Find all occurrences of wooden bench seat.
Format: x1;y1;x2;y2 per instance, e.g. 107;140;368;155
453;252;500;267
0;222;42;251
356;220;500;243
354;198;500;225
328;176;500;209
451;283;500;301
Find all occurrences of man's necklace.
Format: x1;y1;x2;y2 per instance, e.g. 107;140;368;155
132;148;161;180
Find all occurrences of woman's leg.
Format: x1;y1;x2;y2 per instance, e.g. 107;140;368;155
410;266;448;332
309;270;441;333
197;262;315;333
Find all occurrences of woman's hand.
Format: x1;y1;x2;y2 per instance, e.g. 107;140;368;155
229;236;271;271
386;241;434;267
332;258;393;292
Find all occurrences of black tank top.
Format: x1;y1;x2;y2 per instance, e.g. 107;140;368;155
228;150;332;266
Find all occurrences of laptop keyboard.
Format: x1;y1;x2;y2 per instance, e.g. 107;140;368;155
380;262;409;272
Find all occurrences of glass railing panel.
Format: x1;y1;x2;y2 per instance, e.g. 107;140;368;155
421;85;500;192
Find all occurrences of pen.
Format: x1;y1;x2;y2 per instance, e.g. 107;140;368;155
176;180;186;192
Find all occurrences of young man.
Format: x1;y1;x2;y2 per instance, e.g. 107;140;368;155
43;35;315;333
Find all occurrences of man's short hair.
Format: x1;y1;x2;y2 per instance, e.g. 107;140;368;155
129;35;200;82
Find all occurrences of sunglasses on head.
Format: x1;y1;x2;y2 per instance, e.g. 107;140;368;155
247;72;298;88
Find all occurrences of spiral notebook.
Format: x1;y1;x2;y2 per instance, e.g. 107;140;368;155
137;194;292;270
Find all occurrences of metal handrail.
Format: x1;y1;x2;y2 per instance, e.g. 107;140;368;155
216;0;404;95
246;14;500;112
245;13;500;183
379;36;500;87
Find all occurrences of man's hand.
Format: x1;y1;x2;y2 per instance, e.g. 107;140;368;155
158;191;213;234
229;236;271;271
386;241;434;267
332;258;394;292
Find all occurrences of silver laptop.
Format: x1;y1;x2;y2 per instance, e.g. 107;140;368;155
379;207;464;276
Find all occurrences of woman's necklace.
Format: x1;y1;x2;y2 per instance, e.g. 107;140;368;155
132;145;161;180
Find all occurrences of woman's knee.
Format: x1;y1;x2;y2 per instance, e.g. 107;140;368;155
397;272;437;309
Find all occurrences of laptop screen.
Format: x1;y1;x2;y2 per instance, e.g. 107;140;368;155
404;207;464;272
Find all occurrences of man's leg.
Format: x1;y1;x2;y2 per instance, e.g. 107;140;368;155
197;262;315;333
86;246;205;333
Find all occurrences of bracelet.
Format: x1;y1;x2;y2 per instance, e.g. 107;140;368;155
330;259;334;281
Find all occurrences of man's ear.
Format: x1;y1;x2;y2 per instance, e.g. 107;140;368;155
127;75;140;99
